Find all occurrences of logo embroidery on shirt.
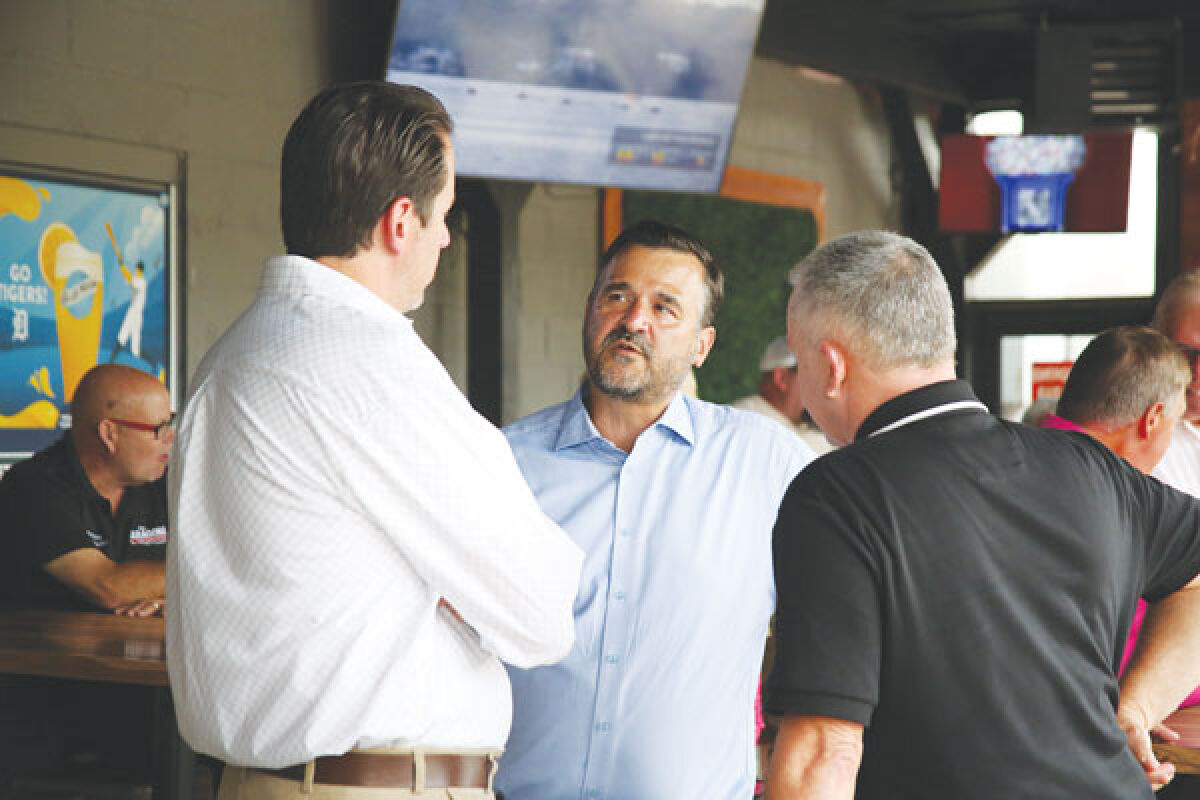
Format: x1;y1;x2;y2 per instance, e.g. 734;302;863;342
129;525;167;545
84;529;107;548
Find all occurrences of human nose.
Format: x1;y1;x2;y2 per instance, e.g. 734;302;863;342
621;295;652;333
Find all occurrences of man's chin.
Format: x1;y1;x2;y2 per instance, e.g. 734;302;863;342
592;377;647;401
590;361;644;391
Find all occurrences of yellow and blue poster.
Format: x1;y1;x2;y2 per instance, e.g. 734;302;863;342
0;169;170;457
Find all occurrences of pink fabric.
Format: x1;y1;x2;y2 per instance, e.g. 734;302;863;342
755;679;764;741
1039;413;1084;432
1040;415;1200;708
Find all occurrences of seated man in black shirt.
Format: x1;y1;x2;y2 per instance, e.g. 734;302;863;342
0;364;171;615
767;231;1200;799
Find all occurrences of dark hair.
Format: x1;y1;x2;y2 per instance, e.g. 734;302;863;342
280;81;453;259
1056;325;1189;427
593;219;724;326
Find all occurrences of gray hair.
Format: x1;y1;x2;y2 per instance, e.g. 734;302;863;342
787;231;956;370
1152;270;1200;337
1056;325;1189;428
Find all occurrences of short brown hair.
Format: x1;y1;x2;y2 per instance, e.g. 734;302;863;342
281;81;453;259
1057;325;1189;427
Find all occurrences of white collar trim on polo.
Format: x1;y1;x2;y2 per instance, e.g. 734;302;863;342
869;400;990;438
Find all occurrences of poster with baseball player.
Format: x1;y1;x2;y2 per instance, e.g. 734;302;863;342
0;168;171;458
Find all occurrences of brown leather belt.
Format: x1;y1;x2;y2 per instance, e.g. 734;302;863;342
261;751;492;789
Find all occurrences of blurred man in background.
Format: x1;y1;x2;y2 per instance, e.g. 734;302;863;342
0;363;169;615
1047;325;1200;799
1153;271;1200;496
733;336;832;455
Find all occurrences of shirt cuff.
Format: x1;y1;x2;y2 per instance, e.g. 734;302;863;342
764;688;875;726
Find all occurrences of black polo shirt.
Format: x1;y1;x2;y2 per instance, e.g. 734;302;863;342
0;435;167;611
767;380;1200;800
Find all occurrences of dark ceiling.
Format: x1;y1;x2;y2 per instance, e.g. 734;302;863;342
758;0;1200;120
342;1;1200;126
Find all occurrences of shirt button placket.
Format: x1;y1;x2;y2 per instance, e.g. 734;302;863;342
582;460;637;799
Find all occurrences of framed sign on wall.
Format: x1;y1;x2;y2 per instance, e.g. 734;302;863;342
0;164;178;460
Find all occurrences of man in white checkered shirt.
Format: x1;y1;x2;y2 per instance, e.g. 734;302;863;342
166;82;583;800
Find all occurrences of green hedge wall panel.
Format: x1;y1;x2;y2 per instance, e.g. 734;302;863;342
621;191;817;404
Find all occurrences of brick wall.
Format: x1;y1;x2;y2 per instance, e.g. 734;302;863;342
0;5;897;418
0;0;333;383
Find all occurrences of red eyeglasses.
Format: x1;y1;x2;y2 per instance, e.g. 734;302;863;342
109;413;176;439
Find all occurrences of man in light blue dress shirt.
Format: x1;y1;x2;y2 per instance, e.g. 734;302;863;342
498;220;814;799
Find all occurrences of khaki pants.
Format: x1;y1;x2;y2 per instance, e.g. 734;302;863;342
218;748;499;800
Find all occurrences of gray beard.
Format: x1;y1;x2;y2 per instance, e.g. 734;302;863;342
585;337;697;404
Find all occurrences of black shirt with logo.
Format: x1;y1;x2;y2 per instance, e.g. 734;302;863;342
767;380;1200;800
0;434;167;610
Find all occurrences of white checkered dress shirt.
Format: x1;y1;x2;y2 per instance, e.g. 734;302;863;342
166;255;583;768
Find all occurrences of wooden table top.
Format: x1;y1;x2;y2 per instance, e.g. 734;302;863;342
0;608;167;687
1154;706;1200;775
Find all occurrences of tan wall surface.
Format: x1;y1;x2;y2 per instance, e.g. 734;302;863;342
0;7;897;419
506;183;599;421
0;0;333;386
731;59;897;238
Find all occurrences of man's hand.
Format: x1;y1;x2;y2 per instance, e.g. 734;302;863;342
1118;702;1176;791
44;549;165;610
112;597;164;617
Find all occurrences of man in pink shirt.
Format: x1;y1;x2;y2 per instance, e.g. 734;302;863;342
1042;326;1197;714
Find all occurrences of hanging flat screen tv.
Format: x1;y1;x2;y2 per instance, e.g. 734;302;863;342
385;0;766;193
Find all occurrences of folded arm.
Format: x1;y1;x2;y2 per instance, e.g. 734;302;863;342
43;548;165;614
343;377;583;668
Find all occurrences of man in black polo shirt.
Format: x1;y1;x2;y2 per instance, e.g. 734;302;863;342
0;364;171;615
765;231;1200;799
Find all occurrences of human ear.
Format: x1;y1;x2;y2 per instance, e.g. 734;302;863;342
97;419;120;455
1140;401;1165;439
771;367;791;394
819;341;848;397
378;196;418;253
691;326;717;368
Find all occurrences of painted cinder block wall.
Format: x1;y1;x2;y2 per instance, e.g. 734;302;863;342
0;3;896;420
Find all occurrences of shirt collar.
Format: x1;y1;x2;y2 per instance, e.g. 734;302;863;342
259;254;412;328
855;379;984;442
657;391;696;445
554;384;696;451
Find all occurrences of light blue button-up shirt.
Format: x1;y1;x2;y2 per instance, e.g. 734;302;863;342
498;388;813;799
